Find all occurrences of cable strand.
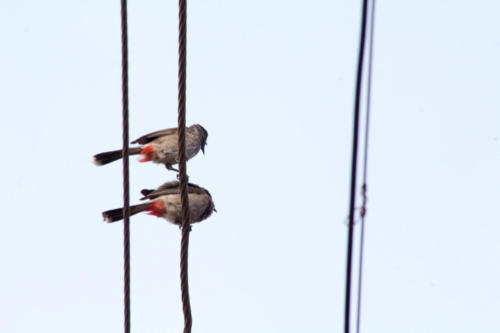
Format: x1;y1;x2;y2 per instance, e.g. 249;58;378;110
344;0;370;332
177;0;192;332
120;0;131;332
356;1;376;332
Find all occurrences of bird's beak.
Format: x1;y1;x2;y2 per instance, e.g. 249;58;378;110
214;208;217;213
201;146;205;154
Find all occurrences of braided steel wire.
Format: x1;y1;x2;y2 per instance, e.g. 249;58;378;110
120;0;131;332
176;0;193;332
356;1;376;332
345;0;370;332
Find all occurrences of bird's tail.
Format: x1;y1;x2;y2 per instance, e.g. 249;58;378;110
102;202;152;223
93;147;142;166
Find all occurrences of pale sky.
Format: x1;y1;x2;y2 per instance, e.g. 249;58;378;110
1;1;499;332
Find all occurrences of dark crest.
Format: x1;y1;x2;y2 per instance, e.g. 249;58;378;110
191;124;208;153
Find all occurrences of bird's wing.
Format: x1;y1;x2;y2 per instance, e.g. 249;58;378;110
140;181;207;200
131;127;178;144
140;181;179;200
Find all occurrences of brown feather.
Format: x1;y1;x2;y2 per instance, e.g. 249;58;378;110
102;202;151;223
93;147;142;165
130;127;178;144
139;181;211;200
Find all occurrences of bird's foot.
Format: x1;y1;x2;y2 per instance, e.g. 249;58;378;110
165;164;179;172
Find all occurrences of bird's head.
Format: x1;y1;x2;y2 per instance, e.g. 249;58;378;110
192;124;208;154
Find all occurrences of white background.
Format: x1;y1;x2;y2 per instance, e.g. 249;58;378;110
1;1;499;332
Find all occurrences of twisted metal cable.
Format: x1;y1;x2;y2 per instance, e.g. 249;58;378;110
176;0;192;332
345;0;370;331
356;184;368;333
120;0;131;332
355;1;376;332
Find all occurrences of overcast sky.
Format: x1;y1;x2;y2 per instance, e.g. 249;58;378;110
1;1;499;332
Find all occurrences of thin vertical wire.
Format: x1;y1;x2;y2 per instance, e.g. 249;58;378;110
119;0;131;332
355;1;376;332
345;0;370;332
176;0;192;332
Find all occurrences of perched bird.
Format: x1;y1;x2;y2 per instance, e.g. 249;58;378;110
102;181;216;225
93;124;208;171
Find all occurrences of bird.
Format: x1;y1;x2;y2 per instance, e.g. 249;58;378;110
93;124;208;171
102;181;216;225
